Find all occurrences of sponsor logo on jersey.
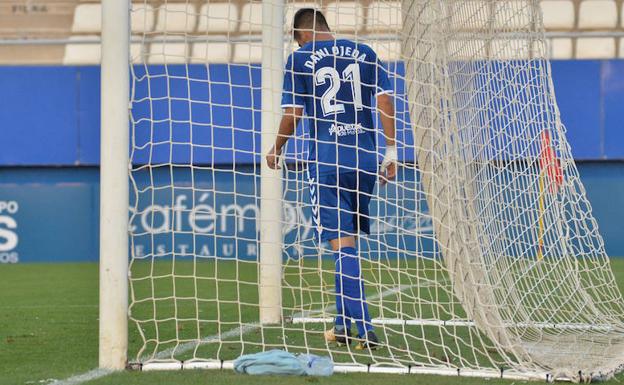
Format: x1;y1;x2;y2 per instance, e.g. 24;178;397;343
328;123;364;137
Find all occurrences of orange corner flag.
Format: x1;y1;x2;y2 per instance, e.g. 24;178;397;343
539;130;563;193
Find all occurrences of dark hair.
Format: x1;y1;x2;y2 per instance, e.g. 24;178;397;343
293;8;330;39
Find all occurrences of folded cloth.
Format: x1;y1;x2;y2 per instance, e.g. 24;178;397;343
233;349;333;376
297;353;333;376
234;350;306;376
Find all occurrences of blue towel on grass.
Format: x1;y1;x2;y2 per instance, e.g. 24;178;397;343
233;349;333;376
297;353;334;376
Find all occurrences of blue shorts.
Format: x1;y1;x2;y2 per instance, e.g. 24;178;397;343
308;171;377;242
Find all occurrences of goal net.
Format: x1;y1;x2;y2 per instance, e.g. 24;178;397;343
127;0;624;380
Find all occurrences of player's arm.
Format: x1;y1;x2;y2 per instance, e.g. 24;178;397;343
377;92;396;184
266;107;304;169
267;52;306;169
371;47;397;185
377;93;395;147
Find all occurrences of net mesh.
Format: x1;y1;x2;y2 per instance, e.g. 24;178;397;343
128;0;624;379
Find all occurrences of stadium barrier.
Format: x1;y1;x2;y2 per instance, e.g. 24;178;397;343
0;60;623;263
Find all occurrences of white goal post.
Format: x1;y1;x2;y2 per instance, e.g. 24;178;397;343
99;0;624;381
99;0;129;370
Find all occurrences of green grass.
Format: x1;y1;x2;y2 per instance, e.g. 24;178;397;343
126;257;486;368
3;260;624;385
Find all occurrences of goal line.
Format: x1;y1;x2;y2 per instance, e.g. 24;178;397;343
290;317;614;332
138;360;557;382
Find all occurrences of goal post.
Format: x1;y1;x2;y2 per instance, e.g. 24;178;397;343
113;0;624;382
259;0;284;325
99;0;130;371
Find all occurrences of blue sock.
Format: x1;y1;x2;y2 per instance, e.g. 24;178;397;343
334;278;351;332
334;247;372;337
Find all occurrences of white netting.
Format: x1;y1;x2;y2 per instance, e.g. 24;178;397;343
128;0;624;380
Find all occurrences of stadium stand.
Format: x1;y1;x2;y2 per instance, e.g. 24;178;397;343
447;2;489;31
0;0;622;64
325;1;364;33
0;0;75;37
197;2;238;33
191;41;231;62
71;3;100;33
550;37;574;59
578;0;617;29
494;1;532;30
131;3;155;33
577;36;617;58
154;2;197;33
240;1;262;33
369;40;401;61
63;34;99;64
541;1;575;30
148;39;189;63
233;41;262;62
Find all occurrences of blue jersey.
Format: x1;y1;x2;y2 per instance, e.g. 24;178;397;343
281;39;393;177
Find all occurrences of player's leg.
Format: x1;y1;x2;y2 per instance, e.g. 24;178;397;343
315;171;377;349
349;170;380;349
310;173;352;344
329;235;375;346
330;171;376;347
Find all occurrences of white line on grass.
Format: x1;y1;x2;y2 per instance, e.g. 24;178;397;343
1;304;98;310
50;279;442;385
48;369;113;385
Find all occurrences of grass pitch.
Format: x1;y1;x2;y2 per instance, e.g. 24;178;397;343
3;261;624;385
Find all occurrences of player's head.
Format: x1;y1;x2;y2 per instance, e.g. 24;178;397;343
293;8;331;47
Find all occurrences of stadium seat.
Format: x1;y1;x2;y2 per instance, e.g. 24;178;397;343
130;43;145;64
325;1;364;33
576;37;616;58
491;39;531;60
233;42;262;63
71;3;101;33
447;1;489;31
148;40;189;63
154;3;197;33
74;3;155;34
367;2;402;32
368;41;401;61
493;0;532;30
197;3;238;33
63;35;100;65
540;0;575;30
548;38;573;59
578;0;617;29
240;2;262;33
448;39;487;59
191;42;231;63
131;3;155;33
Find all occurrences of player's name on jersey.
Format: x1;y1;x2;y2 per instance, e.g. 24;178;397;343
328;123;365;137
303;45;368;70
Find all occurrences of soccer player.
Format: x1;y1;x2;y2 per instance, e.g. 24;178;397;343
266;8;396;350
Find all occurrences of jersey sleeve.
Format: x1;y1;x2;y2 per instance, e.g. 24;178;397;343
281;53;306;108
372;50;393;96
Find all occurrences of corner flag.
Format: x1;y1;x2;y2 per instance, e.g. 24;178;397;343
539;130;563;193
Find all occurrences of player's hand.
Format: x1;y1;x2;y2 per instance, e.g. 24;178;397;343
266;145;282;170
380;145;397;186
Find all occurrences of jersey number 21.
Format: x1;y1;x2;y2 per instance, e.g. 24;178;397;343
314;63;363;116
